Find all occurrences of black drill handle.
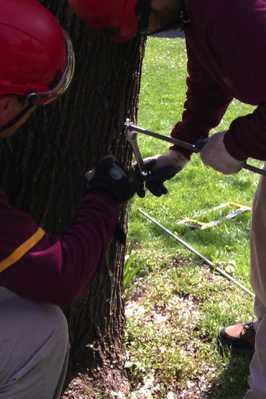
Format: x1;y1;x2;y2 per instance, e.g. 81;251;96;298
193;139;208;152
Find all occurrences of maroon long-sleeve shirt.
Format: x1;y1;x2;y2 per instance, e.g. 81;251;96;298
171;0;266;161
0;191;119;305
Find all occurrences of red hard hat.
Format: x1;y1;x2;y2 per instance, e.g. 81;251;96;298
0;0;67;97
69;0;142;43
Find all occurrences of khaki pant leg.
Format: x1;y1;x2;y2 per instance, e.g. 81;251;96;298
0;288;70;399
250;175;266;307
244;174;266;399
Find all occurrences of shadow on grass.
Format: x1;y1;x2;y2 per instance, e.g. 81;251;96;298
202;351;252;399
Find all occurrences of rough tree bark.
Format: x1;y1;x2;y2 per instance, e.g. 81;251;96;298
0;0;144;392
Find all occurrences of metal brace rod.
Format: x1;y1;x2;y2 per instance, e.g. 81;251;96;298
125;119;199;152
126;129;146;175
125;120;266;177
138;208;255;298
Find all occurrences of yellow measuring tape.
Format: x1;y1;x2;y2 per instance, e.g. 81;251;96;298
0;228;45;273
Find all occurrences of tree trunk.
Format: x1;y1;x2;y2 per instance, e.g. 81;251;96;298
0;0;144;392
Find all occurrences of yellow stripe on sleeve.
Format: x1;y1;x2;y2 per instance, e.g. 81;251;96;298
0;228;45;273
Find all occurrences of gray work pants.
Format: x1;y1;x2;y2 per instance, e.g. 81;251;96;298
244;174;266;398
0;288;69;399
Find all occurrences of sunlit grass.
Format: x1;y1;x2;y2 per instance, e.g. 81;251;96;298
128;37;258;283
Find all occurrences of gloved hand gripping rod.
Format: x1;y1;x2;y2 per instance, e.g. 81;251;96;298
125;118;200;179
125;119;266;177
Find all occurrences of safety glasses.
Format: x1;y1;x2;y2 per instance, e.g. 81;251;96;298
0;32;75;137
0;104;35;138
26;32;75;106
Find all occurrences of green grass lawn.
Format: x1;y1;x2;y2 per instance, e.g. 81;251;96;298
124;37;259;398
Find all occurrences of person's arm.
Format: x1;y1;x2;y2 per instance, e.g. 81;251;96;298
224;104;266;161
200;2;266;164
1;192;119;305
171;38;233;158
141;38;233;196
1;157;137;305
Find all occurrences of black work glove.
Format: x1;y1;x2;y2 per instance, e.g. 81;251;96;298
85;156;138;203
142;151;188;197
